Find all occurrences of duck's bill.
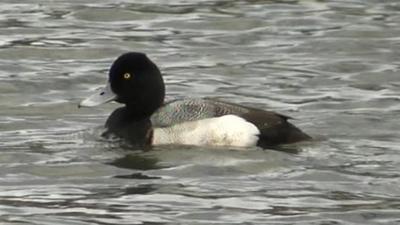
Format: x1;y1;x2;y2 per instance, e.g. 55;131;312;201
78;82;116;107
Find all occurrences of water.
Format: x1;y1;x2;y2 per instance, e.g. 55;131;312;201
1;0;400;224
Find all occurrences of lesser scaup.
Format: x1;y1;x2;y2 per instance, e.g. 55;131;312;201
79;52;311;148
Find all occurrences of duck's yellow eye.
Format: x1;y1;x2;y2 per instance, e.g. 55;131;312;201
123;73;131;79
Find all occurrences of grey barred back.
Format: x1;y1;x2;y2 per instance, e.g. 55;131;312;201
150;98;251;127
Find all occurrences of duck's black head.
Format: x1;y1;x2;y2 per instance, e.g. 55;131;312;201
79;52;165;117
109;53;165;109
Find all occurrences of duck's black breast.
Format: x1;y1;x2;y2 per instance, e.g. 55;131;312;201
151;98;310;147
104;107;152;147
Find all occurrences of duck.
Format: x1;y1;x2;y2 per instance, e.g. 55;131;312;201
79;52;311;149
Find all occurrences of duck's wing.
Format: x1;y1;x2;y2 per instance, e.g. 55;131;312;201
151;98;250;127
151;98;281;127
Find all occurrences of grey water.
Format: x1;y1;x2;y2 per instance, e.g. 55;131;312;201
0;0;400;224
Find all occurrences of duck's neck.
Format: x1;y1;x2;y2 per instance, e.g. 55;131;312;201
125;99;163;120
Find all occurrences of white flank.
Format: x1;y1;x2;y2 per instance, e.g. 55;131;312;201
152;115;260;148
